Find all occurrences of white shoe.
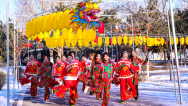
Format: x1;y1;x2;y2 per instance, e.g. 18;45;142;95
28;76;33;80
84;86;90;94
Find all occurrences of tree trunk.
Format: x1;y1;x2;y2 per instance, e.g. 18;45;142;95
49;48;54;64
167;43;171;60
184;48;186;68
61;47;64;56
57;46;61;59
164;50;166;60
1;63;3;71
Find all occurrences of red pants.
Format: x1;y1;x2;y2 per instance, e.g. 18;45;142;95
45;86;50;101
96;92;102;99
82;83;86;92
133;73;139;97
53;80;78;104
19;75;37;96
102;78;111;106
119;78;136;101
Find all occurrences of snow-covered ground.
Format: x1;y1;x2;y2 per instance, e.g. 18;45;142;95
111;72;188;105
140;73;188;104
0;75;21;106
143;65;188;74
0;67;26;106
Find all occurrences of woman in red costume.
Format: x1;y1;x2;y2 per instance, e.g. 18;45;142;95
52;56;66;86
53;54;80;106
85;53;103;100
115;51;139;103
19;54;41;97
32;56;55;102
70;51;79;99
130;51;149;100
78;55;88;92
101;52;115;106
87;53;95;95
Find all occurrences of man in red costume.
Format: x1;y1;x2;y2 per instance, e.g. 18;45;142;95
115;51;139;103
19;54;41;97
53;54;80;106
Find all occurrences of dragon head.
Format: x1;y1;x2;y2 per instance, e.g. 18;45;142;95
69;0;101;33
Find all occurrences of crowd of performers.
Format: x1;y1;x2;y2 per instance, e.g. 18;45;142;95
19;51;148;106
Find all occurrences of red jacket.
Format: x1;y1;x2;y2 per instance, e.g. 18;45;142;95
115;59;139;78
52;62;66;77
79;61;86;75
24;60;41;75
63;61;81;80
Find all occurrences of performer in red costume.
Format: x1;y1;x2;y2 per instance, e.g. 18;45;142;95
87;53;95;95
115;51;139;103
19;54;41;97
85;53;103;100
78;55;88;92
70;51;79;99
130;51;149;100
32;56;54;102
53;54;80;106
101;53;115;106
52;56;66;86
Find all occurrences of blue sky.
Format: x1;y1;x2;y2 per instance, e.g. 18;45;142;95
0;0;185;24
0;0;14;23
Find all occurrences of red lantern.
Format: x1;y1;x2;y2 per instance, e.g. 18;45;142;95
25;42;32;48
130;27;132;30
134;33;136;35
138;33;140;35
137;28;139;31
36;36;40;42
149;25;151;29
98;22;104;34
94;35;98;43
145;36;148;38
110;38;112;45
157;39;161;41
124;29;127;31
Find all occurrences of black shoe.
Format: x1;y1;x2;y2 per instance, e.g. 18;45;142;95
90;92;94;95
31;96;36;98
135;97;138;100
